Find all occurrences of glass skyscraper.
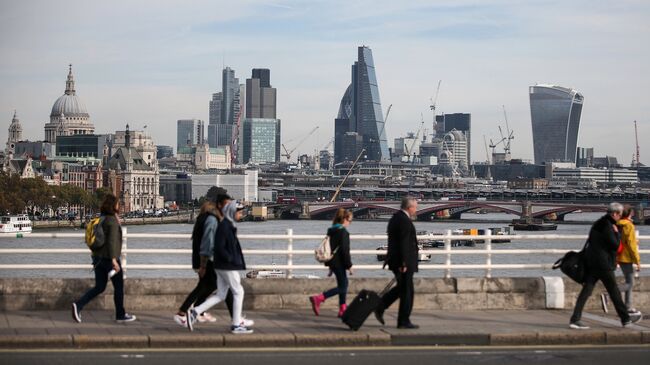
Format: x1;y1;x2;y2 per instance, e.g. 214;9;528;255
242;118;281;163
529;85;583;164
334;46;389;163
208;67;241;149
177;119;204;152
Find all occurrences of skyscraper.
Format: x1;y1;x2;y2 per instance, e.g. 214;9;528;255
207;67;242;149
177;119;204;152
334;46;389;163
435;113;471;167
241;69;281;164
529;85;583;164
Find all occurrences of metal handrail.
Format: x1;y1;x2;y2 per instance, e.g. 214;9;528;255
1;229;648;279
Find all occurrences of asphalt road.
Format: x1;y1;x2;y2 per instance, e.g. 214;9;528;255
1;346;649;365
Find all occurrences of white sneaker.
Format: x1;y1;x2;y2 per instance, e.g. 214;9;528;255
173;314;187;327
199;312;217;323
231;325;253;334
240;317;254;327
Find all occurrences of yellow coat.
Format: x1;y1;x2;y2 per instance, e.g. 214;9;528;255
616;219;640;264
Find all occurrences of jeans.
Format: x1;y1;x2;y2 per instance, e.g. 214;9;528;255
194;270;245;326
618;263;635;309
571;268;630;324
379;269;415;326
75;256;125;320
179;261;234;317
323;267;349;305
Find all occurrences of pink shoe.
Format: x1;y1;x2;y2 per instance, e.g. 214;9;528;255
338;303;347;318
309;293;325;316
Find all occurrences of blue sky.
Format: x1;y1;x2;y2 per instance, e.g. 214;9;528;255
1;0;648;164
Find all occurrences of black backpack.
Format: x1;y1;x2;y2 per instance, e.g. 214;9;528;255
552;240;589;283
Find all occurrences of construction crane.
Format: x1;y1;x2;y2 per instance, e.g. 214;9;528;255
322;137;334;152
331;148;366;202
281;126;319;162
501;105;514;156
634;120;641;167
430;80;442;132
483;135;491;164
404;113;425;162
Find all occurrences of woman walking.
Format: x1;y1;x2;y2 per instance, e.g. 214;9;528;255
72;194;136;323
309;208;354;318
616;207;642;315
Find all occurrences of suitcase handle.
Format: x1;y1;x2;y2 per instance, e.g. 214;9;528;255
380;278;396;296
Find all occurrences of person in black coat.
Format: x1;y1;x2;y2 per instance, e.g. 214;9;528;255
569;202;641;329
309;209;354;318
375;196;419;329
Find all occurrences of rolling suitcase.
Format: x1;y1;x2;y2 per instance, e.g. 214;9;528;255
342;279;395;331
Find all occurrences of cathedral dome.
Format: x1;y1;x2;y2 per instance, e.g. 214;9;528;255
50;65;89;118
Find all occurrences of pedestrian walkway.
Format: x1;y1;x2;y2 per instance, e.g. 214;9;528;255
0;308;648;348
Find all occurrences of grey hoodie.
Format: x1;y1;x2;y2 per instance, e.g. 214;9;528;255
222;200;238;227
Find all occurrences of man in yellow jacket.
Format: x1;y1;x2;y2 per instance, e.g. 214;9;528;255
616;207;642;316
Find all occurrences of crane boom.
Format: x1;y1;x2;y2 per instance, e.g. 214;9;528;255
634;120;641;167
282;126;319;161
330;148;366;202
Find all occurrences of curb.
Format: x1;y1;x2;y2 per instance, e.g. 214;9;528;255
1;331;650;349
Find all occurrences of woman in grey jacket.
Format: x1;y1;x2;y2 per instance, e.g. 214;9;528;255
72;194;136;323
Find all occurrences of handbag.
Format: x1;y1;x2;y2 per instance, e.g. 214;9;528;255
552;240;589;284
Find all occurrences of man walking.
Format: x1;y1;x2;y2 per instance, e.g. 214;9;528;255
569;202;643;329
375;196;419;329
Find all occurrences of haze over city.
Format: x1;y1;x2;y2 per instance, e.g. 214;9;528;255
1;0;648;165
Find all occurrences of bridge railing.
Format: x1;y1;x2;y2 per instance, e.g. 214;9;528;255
1;229;648;279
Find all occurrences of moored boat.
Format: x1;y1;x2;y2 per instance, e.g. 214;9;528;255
0;215;32;236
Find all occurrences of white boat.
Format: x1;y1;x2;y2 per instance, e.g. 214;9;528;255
0;215;33;236
246;269;286;279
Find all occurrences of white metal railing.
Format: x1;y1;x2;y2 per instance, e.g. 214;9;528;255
1;228;648;279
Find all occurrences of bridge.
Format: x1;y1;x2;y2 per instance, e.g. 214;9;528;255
297;200;650;222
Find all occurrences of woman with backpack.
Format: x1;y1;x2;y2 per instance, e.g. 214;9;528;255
72;194;136;323
309;208;354;318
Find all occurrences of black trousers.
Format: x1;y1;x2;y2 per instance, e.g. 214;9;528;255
76;257;125;319
380;269;414;326
179;260;233;317
571;268;630;324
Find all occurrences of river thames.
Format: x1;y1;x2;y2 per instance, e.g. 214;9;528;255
1;212;648;279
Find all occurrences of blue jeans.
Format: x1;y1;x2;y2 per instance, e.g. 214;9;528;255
323;267;348;305
75;256;125;319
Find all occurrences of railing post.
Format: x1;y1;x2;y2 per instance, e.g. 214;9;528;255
485;229;492;278
444;229;451;279
121;226;128;279
287;228;293;279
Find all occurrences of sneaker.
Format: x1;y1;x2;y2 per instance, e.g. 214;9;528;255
240;317;254;327
569;321;590;329
186;309;198;332
200;312;217;323
116;313;137;323
627;308;642;316
231;325;253;334
600;293;609;314
71;303;81;323
623;312;643;328
173;314;187;327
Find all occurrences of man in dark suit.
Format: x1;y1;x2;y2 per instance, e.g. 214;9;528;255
375;196;419;329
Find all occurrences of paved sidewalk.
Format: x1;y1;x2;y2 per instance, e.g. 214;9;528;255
1;308;649;348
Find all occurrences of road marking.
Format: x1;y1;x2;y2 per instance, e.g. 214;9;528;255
583;313;648;330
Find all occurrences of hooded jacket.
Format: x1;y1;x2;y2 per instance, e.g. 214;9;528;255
617;218;640;265
213;201;246;270
584;214;620;271
325;224;352;270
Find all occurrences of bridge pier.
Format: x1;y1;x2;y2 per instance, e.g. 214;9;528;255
521;201;532;219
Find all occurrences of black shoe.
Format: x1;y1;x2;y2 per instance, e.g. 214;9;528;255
623;312;643;328
374;308;385;326
569;321;590;329
397;323;419;329
71;303;81;323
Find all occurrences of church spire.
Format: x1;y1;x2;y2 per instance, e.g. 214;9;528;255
65;64;76;95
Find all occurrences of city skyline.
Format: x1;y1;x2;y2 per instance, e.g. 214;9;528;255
1;1;648;165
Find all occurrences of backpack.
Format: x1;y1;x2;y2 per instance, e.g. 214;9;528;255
85;216;106;252
552;240;588;283
314;235;338;263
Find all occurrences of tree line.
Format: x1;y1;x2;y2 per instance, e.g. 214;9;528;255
0;172;112;216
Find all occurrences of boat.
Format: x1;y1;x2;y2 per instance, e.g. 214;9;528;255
376;245;431;262
0;215;32;236
245;269;286;279
511;218;557;231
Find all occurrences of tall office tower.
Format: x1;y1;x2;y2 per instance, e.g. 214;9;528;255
435;113;471;167
241;69;280;164
576;147;594;167
176;119;204;152
208;67;242;148
529;85;583;164
333;46;389;163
